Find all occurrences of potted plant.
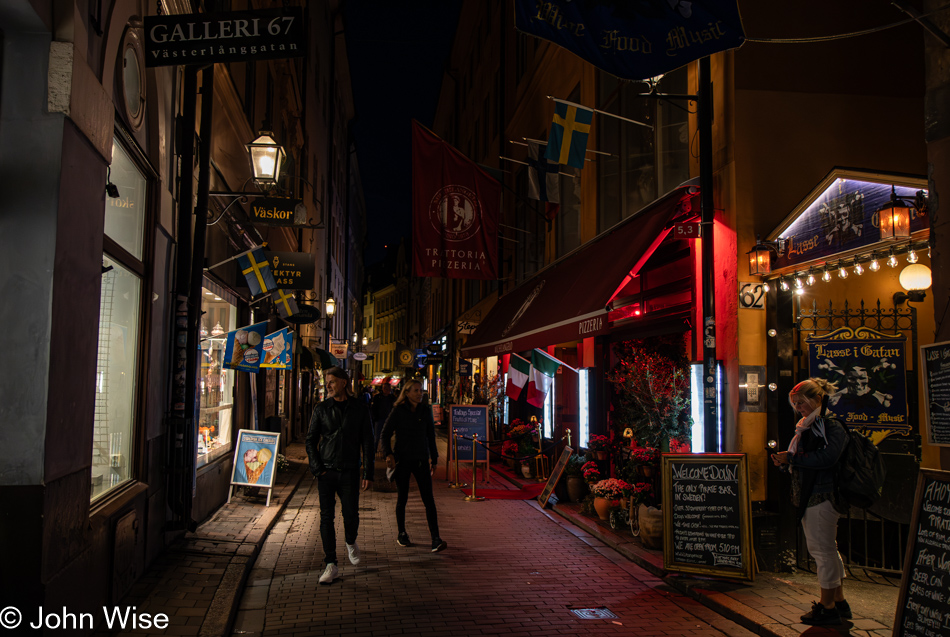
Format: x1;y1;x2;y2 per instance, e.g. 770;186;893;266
506;419;538;478
629;445;659;477
564;454;589;502
587;434;612;460
580;461;601;484
590;478;631;521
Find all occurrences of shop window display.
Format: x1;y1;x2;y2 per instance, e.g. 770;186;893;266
197;287;237;467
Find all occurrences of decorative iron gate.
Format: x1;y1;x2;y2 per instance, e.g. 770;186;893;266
793;298;921;576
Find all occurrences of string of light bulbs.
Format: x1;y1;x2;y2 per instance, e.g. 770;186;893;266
764;240;929;293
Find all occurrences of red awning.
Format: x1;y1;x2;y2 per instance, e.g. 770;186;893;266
461;184;699;359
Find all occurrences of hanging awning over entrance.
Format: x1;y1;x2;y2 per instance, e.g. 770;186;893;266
461;184;700;359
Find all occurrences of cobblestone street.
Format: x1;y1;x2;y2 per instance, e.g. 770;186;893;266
230;472;750;637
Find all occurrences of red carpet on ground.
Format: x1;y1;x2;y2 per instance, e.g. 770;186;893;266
459;483;545;500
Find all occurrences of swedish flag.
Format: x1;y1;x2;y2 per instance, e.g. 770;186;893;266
271;288;299;319
237;248;277;296
544;102;593;169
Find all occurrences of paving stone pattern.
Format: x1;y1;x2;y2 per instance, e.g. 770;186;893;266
231;472;754;637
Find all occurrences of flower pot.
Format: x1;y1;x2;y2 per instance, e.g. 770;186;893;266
593;450;607;461
638;503;663;549
566;476;588;503
593;496;612;521
640;464;655;478
521;463;534;479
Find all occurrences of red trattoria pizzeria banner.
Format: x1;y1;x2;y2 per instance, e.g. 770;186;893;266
412;121;499;279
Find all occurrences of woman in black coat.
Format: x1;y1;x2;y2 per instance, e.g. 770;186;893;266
381;379;447;552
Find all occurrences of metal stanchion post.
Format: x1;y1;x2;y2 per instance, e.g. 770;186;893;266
448;428;467;489
463;433;485;502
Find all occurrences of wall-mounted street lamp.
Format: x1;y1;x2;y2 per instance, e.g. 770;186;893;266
879;185;927;241
747;235;784;276
324;295;336;318
245;131;286;187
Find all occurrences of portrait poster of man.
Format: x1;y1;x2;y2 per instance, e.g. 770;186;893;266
806;327;910;434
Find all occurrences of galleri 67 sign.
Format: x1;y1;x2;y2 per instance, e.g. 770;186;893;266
145;7;305;67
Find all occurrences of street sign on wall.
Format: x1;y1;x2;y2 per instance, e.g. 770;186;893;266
145;8;305;67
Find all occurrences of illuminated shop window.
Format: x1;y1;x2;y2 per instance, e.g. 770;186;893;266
197;285;238;467
543;377;554;438
578;368;590;447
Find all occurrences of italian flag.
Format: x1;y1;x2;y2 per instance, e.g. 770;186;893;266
506;353;530;400
527;349;561;407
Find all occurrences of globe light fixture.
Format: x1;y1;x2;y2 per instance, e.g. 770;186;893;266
894;264;932;304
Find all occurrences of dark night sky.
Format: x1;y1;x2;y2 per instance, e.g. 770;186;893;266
343;0;462;267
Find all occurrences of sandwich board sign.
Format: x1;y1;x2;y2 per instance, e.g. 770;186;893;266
228;429;280;506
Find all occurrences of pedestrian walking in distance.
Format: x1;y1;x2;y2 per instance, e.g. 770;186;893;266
306;367;375;584
381;379;447;553
771;378;850;625
371;376;396;450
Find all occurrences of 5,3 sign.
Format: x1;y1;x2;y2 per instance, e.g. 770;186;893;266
673;221;701;239
739;283;765;309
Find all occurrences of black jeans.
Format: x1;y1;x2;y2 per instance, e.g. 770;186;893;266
394;459;440;541
317;468;361;565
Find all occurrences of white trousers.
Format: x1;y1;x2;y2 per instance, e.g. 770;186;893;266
801;499;846;589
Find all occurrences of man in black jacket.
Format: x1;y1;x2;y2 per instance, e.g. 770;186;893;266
306;367;374;585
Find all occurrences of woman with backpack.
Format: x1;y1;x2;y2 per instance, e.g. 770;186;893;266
771;378;850;626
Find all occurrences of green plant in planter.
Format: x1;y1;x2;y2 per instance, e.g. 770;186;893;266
607;334;692;452
565;454;586;477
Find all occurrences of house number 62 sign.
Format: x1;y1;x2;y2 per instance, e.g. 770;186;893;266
739;283;766;309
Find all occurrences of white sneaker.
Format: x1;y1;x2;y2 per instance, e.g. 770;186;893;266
319;563;338;584
346;542;360;565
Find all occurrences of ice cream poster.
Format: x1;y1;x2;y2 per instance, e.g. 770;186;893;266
259;328;294;369
223;322;268;372
231;430;279;488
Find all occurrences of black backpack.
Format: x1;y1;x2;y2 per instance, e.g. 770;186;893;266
827;399;886;509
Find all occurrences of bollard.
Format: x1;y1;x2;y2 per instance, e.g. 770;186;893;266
463;434;486;502
448;428;467;489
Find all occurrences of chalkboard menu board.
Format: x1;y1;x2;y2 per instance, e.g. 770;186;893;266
921;341;950;447
449;405;488;462
661;454;754;581
893;469;950;637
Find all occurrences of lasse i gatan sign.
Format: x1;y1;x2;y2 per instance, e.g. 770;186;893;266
144;8;305;67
